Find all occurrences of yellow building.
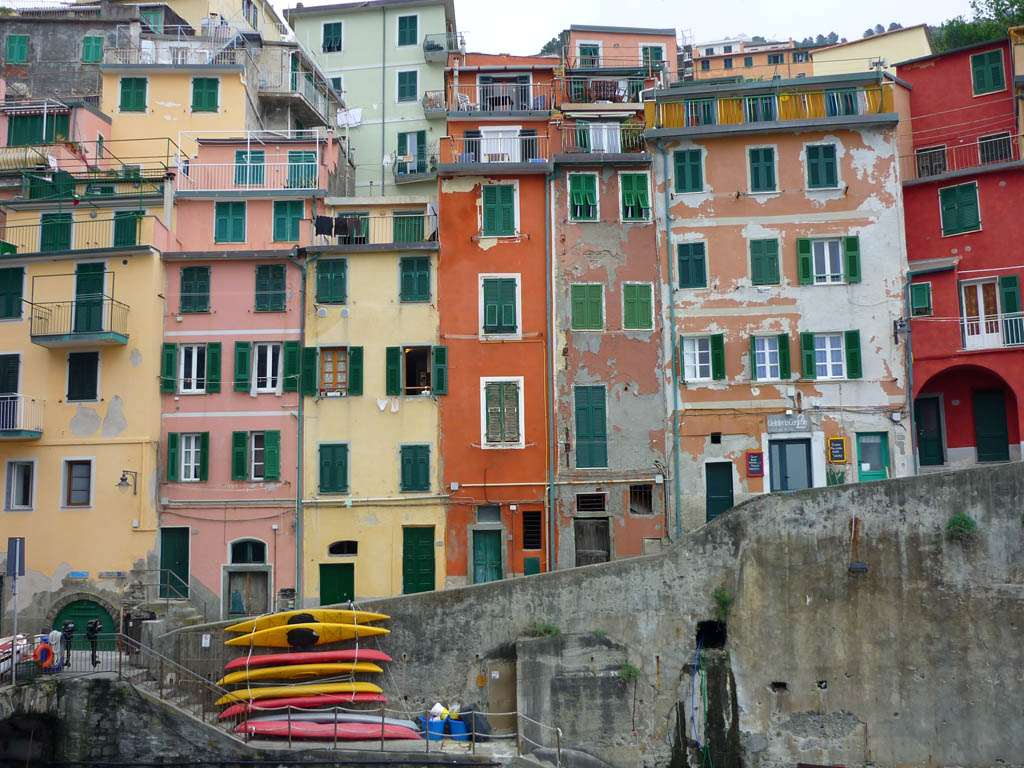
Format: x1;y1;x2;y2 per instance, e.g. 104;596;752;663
811;24;933;77
300;199;445;602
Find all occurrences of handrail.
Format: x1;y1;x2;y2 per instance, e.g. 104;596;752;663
901;133;1022;181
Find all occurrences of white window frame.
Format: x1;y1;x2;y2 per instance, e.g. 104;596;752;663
753;336;780;381
394;11;419;47
252;342;282;395
621;282;654;331
61;456;94;509
812;239;844;284
179;344;206;394
251;432;266;481
567;171;600;221
576;40;603;66
478;273;522;340
181;432;201;482
480;124;523;163
5;458;36;511
682;336;712;381
480;179;521;236
746;143;779;195
617;170;652;223
322;21;343;53
640;43;666;68
479;376;525;450
65;349;102;403
395;68;419;104
588;122;623;153
814;333;845;379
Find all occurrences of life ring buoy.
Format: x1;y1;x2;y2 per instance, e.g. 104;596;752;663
34;642;54;668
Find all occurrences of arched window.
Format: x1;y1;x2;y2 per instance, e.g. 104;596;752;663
328;540;358;556
231;539;266;564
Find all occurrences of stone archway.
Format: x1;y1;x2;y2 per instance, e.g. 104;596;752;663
47;591;120;634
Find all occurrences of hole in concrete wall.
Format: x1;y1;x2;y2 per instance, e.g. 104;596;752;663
710;432;722;444
696;620;726;649
770;681;788;693
817;680;828;690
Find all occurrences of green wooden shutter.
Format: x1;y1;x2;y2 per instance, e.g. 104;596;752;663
822;145;837;187
987;50;1005;91
575;386;607;468
263;430;280;480
385;347;401;396
272;201;289;241
483;279;500;330
710;333;725;380
843;236;861;283
233;341;251;391
231;431;248;480
498;184;515;235
797;238;813;284
844;330;862;379
623;284;638;329
777;334;791;379
166;433;180;482
482;185;498;235
571;285;586;328
910;283;932;316
674;149;702;193
301;347;318;396
749;336;758;381
231;202;245;242
432;346;448;394
999;274;1020;313
348;347;363;395
801;333;816;379
319;444;333;492
750;240;764;284
282;340;300;392
0;268;23;319
206;342;221;392
500;279;516;332
82;36;103;63
939;187;959;235
807;144;821;188
161;343;177;393
191;78;219;111
199;432;210;481
957;183;979;231
7;35;28;63
692;244;707;287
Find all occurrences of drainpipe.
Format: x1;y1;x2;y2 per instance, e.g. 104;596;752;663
380;7;386;195
544;168;557;571
656;140;682;540
904;279;919;475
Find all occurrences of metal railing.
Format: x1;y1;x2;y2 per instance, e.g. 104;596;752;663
443;135;551;164
257;69;331;120
903;134;1022;181
312;212;437;247
0;215;156;254
961;311;1024;350
392;142;439;181
21;167;166;201
422;32;464;59
176;161;319;192
103;46;246;66
30;296;130;339
0;394;44;434
564;46;669;72
447;82;556;112
563;76;648;104
558;123;646;154
422;90;445;112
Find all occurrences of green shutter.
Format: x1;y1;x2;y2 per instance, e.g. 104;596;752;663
483;279;500;330
710;333;725;380
570;285;603;330
844;330;862;379
348;347;363;395
678;243;707;288
0;268;23;319
400;446;429;491
316;259;346;303
807;144;821;188
999;274;1020;314
166;432;180;482
749;336;758;381
7;35;28;63
623;284;652;330
82;36;103;63
910;283;932;316
972;49;1004;94
301;347;318;396
400;257;429;301
231;431;248;480
432;346;447;394
823;145;837;187
191;78;219;112
199;432;210;481
957;183;980;231
216;201;246;243
574;386;607;468
119;78;146;111
161;343;177;393
397;70;416;101
674;149;702;193
750;147;775;192
263;430;280;480
319;444;348;492
255;264;285;311
206;342;221;392
180;266;210;313
801;333;816;379
385;347;401;396
282;340;300;392
398;15;417;46
750;239;779;285
797;238;813;284
939;186;959;235
233;341;251;391
482;185;498;235
498;184;515;235
843;236;861;283
777;334;791;379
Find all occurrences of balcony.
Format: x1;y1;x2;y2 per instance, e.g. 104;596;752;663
0;215;163;255
310;212;438;253
0;394;44;440
961;312;1024;351
19;167;166;202
445;83;555;116
555;124;649;163
103;46;248;67
422;90;446;118
564;46;668;74
257;69;332;127
423;32;465;62
563;76;648;104
30;295;129;347
439;135;552;175
902;134;1022;183
392;142;439;184
176;160;320;194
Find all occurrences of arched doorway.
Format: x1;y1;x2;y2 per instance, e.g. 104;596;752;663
52;599;115;650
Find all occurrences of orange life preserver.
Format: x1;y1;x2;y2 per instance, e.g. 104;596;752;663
34;642;54;668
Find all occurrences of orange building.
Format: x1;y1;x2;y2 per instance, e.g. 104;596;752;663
693;37;818;81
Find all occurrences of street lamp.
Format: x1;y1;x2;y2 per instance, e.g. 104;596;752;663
117;469;137;495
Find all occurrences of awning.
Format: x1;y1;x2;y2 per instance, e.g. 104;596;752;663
908;256;959;275
0;146;50;171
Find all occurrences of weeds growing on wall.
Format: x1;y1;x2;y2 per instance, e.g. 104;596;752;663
947;513;977;539
534;621;560;637
712;586;733;619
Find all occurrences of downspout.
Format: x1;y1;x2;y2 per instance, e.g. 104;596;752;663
544;167;558;571
656;140;682;540
380;6;386;195
904;280;919;475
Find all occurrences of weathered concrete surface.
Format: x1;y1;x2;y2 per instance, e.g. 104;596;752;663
163;463;1024;768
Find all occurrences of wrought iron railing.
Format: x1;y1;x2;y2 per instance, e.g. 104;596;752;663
313;213;436;247
0;393;44;433
443;135;551;164
447;82;555;112
558;123;646;154
961;311;1024;350
176;161;319;192
903;134;1022;181
29;296;129;339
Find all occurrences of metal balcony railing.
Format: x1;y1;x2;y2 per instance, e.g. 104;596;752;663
563;76;648;104
422;90;445;112
103;46;246;66
0;394;44;434
392;142;439;181
447;82;556;112
257;69;330;120
564;46;668;72
0;215;157;254
961;312;1024;350
20;167;166;202
443;135;550;164
176;161;319;192
903;134;1022;181
422;32;464;59
30;296;130;340
313;212;437;248
558;123;646;154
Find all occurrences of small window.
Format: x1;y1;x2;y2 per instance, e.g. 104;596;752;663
677;243;707;289
330;76;343;93
400;256;431;302
569;174;598;221
316;259;347;303
620;173;650;221
749;147;776;192
970;49;1005;95
674;149;702;193
255;264;286;311
483;380;521;445
812;240;844;283
251;432;266;480
397;14;417;46
191;77;219;112
253;343;282;393
723;57;733;70
64;460;91;507
807;144;838;188
767;53;783;65
704;48;714;56
82;35;103;63
576;492;606;512
214;201;246;243
67;351;99;401
477;505;501;523
400;444;430;491
181;432;202;481
814;333;845;379
329;540;358;556
570;284;603;330
141;8;163;32
629;484;653;515
749;239;780;285
272;200;304;242
119;77;147;112
744;56;753;68
753;336;780;380
522;509;543;549
180;266;210;313
386;346;446;396
5;461;33;510
231;539;266;563
397;70;418;102
622;283;653;330
0;267;24;319
319;443;349;493
701;59;710;72
482;184;516;236
939;182;980;236
6;35;28;64
179;344;207;393
482;277;518;335
402;347;431;395
910;283;932;317
979;132;1012;165
793;51;809;63
683;336;712;381
320;347;349;394
322;22;342;52
723;45;733;54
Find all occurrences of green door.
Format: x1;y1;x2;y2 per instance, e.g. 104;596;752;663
287;151;316;188
0;354;19;430
402;527;435;594
472;530;502;584
973;388;1010;462
705;462;734;522
159;527;190;599
319;563;354;606
53;600;115;650
393;211;424;243
73;262;105;333
914;397;945;466
856;432;890;481
113;211;142;247
40;212;72;252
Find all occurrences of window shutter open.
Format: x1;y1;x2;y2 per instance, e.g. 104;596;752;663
958;183;980;231
233;341;251;391
710;333;725;380
939;187;959;234
385;347;401;396
844;329;862;379
283;340;300;392
348;346;363;395
749;336;758;381
161;343;177;393
801;332;816;379
231;431;248;480
199;432;209;481
206;342;221;392
263;430;280;480
166;432;180;482
485;382;502;441
910;283;932;315
498;184;515;235
482;185;498;235
843;236;861;283
797;238;813;284
777;333;791;379
999;274;1020;313
432;346;448;394
301;347;318;396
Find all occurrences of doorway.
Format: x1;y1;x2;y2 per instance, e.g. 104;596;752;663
472;530;502;584
961;280;1001;350
227;571;270;616
914;396;945;466
159;527;189;599
402;527;435;594
705;462;734;522
74;263;105;333
768;439;812;492
319;563;353;605
973;388;1010;462
53;599;115;650
856;432;890;481
574;518;610;566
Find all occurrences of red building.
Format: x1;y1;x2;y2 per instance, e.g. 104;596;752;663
898;36;1024;469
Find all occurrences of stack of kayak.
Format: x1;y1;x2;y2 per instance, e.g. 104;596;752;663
218;609;419;741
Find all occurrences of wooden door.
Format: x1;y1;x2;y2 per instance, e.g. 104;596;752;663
227;571;269;616
473;530;502;584
319;563;353;606
705;462;734;522
74;263;104;332
973;388;1010;462
485;660;517;734
159;527;189;599
402;527;435;594
53;599;114;650
574;518;610;566
914;397;945;466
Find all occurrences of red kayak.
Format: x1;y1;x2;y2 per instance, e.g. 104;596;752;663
236;720;420;740
219;692;387;720
224;649;392;672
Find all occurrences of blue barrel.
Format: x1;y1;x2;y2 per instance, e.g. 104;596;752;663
419;716;445;740
448;718;469;741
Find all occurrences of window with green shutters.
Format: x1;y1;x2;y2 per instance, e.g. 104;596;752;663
744;56;753;67
322;22;342;52
319;443;349;493
191;77;219;112
272;200;303;242
67;351;99;401
0;267;24;319
397;14;417;46
397;70;417;102
620;173;650;221
482;277;517;335
385;346;447;396
400;256;430;302
677;243;707;289
483;380;520;444
166;432;208;483
82;36;103;63
749;147;776;192
806;144;838;188
910;283;932;316
180;266;210;313
797;237;861;284
255;264;286;311
800;330;861;379
214;201;245;243
400;445;429;491
674;149;702;193
571;284;603;330
315;259;346;303
232;430;280;481
622;283;653;330
574;385;607;468
140;8;163;32
750;334;790;381
113;210;142;247
6;35;28;64
569;174;598;221
8;113;70;146
939;182;980;236
119;77;147;112
482;185;515;236
970;49;1005;95
233;341;251;391
234;150;265;186
302;346;362;396
393;210;425;242
287;151;317;188
40;213;72;252
749;239;780;285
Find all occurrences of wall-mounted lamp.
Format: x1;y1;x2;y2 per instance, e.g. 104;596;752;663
893;316;908;344
117;469;138;495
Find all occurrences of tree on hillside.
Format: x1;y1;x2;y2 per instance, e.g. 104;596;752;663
538;30;567;56
932;0;1024;51
888;22;903;30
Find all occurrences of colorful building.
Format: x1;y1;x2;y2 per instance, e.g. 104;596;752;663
897;36;1024;469
812;25;933;78
692;36;817;81
646;72;912;530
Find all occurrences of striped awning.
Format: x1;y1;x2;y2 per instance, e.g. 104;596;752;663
0;146;50;170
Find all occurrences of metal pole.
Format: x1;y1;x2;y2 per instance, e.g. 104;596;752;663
516;712;522;756
424;710;429;753
288;705;292;749
333;706;338;750
10;570;17;686
556;727;562;767
159;657;164;699
380;704;385;751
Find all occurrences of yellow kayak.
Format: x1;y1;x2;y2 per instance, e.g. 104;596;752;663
224;622;389;649
225;609;390;634
215;681;383;706
216;662;383;686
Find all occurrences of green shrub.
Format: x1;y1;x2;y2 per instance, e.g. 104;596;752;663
592;629;607;638
534;621;560;637
620;662;640;682
947;513;977;539
712;586;733;619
